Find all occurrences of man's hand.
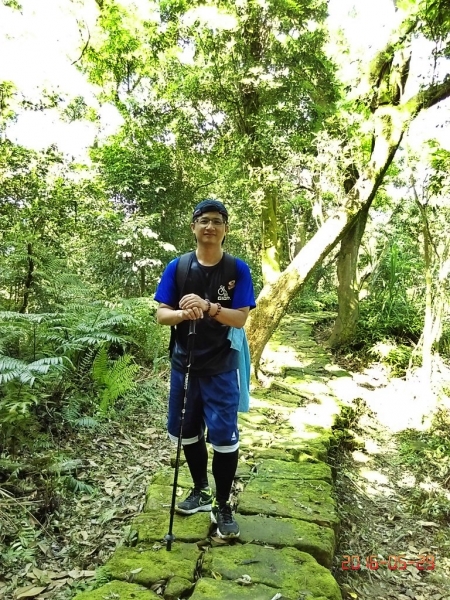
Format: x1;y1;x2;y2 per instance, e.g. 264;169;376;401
179;294;207;319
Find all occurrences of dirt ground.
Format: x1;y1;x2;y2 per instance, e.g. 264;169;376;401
329;359;450;600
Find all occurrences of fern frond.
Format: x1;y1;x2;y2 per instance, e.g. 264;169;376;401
96;353;139;415
74;332;126;345
72;416;100;429
92;346;108;384
63;475;95;494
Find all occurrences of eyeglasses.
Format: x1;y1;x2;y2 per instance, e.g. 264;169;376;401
195;218;226;226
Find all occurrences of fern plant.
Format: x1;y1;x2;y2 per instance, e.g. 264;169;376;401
92;346;139;415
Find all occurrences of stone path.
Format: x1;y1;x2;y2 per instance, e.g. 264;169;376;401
76;314;344;600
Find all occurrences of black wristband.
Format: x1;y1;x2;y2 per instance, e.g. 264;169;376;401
204;299;211;314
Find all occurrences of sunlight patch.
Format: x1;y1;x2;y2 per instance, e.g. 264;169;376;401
359;468;389;485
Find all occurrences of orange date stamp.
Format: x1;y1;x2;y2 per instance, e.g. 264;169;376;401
341;554;435;571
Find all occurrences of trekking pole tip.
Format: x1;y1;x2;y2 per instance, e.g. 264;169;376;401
164;533;175;551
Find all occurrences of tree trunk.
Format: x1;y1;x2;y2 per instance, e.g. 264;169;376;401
327;204;370;348
140;267;146;296
19;242;34;314
261;188;281;284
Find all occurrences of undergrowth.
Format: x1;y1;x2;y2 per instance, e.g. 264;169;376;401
396;409;450;521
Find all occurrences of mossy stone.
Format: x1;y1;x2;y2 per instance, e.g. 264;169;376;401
252;448;296;462
240;429;277;447
202;544;342;600
255;458;332;482
237;514;335;567
190;578;289;599
105;544;198;588
266;440;328;461
133;510;211;543
164;575;193;599
238;478;338;532
235;461;253;478
73;581;159;600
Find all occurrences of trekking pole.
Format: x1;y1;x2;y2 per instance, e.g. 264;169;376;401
165;319;197;551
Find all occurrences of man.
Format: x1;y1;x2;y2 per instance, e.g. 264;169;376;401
155;199;256;539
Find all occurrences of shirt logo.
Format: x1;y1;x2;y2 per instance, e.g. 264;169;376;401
218;285;231;301
231;431;237;441
228;280;236;290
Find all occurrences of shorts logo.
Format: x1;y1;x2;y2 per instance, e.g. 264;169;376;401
231;431;237;441
218;285;231;301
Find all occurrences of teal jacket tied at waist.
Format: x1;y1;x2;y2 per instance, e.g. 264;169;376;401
227;327;250;413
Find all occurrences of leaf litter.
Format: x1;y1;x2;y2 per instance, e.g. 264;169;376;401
1;412;171;600
329;361;450;600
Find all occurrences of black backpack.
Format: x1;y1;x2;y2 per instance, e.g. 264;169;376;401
168;252;237;356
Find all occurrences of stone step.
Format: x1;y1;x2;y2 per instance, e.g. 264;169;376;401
253;458;332;482
74;581;159;600
105;543;198;598
237;514;335;567
201;544;342;600
238;477;339;532
191;577;338;600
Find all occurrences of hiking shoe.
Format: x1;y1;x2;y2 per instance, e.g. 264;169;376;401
176;487;213;515
211;499;240;538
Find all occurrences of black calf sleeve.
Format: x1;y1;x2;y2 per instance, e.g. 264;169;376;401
183;437;209;489
212;449;239;505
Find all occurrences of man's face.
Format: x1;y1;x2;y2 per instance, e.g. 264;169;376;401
191;211;228;244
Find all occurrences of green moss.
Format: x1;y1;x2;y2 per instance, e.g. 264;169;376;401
105;544;199;589
133;510;211;543
73;581;159;600
238;514;335;567
202;545;341;600
238;477;339;532
252;448;296;462
164;575;193;599
255;458;332;482
190;579;288;599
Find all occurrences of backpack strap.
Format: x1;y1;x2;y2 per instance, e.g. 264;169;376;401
168;252;237;356
176;252;195;299
222;253;237;301
169;252;195;357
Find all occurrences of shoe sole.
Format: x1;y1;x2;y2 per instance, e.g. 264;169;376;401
210;512;240;538
175;503;212;515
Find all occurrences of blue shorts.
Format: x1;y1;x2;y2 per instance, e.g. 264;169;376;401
167;369;240;453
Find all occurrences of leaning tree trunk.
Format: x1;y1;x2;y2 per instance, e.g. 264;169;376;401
261;187;281;284
246;8;450;374
327;203;370;348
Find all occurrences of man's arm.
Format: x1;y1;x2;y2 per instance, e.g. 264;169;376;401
208;305;249;328
156;302;203;325
178;294;249;328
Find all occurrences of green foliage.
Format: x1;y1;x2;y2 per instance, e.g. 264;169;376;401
1;1;22;11
0;355;63;386
369;340;415;377
397;410;450;520
92;346;139;415
0;295;159;449
116;378;169;427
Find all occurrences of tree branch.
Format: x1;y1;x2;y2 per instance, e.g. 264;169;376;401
406;74;450;116
71;24;91;67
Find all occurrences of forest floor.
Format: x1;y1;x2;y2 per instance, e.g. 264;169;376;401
2;318;450;600
0;388;174;600
314;324;450;600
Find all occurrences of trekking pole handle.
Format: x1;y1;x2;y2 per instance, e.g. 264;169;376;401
188;319;197;336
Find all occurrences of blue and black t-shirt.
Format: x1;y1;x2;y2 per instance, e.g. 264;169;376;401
155;253;256;376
